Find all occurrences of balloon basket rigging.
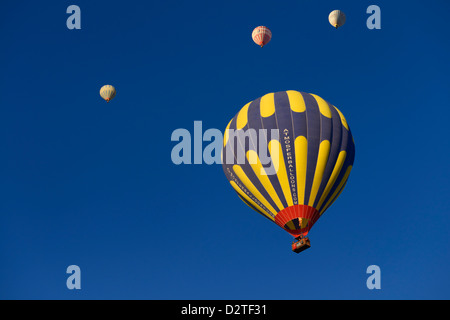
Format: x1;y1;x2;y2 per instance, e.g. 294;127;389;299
291;237;311;253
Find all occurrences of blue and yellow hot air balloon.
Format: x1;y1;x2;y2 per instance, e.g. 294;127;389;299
221;90;355;253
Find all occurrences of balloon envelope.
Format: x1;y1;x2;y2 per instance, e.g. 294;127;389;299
329;10;346;28
100;85;116;102
222;91;355;238
252;26;272;47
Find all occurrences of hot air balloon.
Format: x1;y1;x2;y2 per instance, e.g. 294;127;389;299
329;10;346;29
222;91;355;253
252;26;272;47
100;85;116;103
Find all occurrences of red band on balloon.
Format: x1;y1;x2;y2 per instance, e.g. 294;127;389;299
275;205;320;238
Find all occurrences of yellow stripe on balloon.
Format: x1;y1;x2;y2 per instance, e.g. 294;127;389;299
295;136;308;204
268;140;293;207
286;90;306;113
319;165;352;215
333;105;349;131
232;165;278;216
316;151;347;212
246;150;284;212
285;220;296;230
310;94;332;118
223;119;233;147
230;181;275;221
260;93;275;118
308;140;331;207
236;102;251;130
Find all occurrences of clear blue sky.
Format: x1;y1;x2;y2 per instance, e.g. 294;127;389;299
1;0;449;299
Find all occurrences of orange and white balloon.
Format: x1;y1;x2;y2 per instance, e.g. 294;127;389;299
252;26;272;47
100;85;116;103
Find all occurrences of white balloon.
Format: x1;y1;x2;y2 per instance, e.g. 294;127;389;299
329;10;346;29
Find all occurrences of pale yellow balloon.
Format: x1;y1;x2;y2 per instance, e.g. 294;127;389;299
328;10;346;29
100;85;116;102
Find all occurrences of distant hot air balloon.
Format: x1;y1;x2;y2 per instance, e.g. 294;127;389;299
252;26;272;47
329;10;346;29
222;91;355;253
100;85;116;103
